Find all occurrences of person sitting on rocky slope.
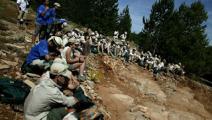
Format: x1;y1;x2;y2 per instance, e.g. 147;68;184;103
22;36;63;75
61;38;86;81
24;60;80;120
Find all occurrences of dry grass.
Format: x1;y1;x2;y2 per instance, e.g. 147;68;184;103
87;68;104;83
0;21;9;31
0;0;18;24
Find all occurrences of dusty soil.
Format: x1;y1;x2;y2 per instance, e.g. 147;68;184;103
89;55;212;120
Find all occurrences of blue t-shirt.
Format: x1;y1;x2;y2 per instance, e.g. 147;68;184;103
36;4;47;25
45;8;56;25
26;40;49;64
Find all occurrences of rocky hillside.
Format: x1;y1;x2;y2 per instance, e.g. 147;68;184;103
0;0;212;120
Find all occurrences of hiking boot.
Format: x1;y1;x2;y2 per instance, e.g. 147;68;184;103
78;75;86;82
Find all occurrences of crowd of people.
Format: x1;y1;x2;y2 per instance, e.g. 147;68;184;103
84;30;185;77
18;0;103;120
17;0;185;119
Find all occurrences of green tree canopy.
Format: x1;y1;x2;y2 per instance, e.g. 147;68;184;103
118;5;132;38
58;0;119;35
139;0;209;75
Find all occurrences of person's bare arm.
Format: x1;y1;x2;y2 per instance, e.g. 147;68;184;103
66;47;79;64
41;6;49;16
68;75;80;90
45;54;55;61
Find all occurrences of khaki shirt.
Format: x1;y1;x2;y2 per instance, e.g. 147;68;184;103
24;78;77;120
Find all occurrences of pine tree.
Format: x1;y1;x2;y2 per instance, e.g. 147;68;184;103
140;0;209;75
176;1;208;74
118;5;132;39
59;0;119;35
142;0;174;54
89;0;119;35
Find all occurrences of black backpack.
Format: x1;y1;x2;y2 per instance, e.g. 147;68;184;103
0;77;31;104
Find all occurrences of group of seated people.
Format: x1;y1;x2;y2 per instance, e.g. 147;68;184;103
85;30;185;77
21;21;185;120
22;29;90;81
22;28;104;120
20;0;109;119
24;57;103;120
20;0;185;118
138;51;185;77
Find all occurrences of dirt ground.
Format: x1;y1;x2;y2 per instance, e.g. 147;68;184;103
89;55;212;120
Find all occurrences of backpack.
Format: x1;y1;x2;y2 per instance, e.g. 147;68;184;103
79;105;104;120
0;77;31;104
21;61;45;75
72;87;104;120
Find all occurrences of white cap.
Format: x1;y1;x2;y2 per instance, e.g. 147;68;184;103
48;36;63;47
68;37;76;44
80;36;86;43
50;58;72;79
54;2;61;7
90;32;95;36
75;39;80;44
62;22;68;28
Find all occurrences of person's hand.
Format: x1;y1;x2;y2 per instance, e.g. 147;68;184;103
45;6;49;11
68;79;79;90
79;57;85;63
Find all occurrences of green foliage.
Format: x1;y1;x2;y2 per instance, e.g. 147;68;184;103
137;0;211;76
118;5;132;39
58;0;119;35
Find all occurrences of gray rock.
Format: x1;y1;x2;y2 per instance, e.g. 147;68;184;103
87;80;95;88
0;64;10;70
26;73;41;78
1;59;18;66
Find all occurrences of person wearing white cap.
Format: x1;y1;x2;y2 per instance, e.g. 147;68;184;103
113;30;119;41
129;48;138;62
61;38;86;81
74;39;84;55
24;59;80;120
120;32;127;42
22;36;63;74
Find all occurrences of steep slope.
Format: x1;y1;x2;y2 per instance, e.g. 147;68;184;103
87;55;212;120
